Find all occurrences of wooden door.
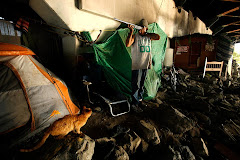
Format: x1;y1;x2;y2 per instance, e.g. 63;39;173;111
189;42;201;68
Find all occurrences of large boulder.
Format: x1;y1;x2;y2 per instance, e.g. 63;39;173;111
52;135;95;160
117;131;141;155
187;98;211;113
189;127;201;138
93;137;116;159
160;106;195;134
189;85;204;96
165;145;182;160
192;138;209;157
194;112;211;125
108;146;129;160
110;125;130;138
157;145;196;160
140;139;149;153
18;134;95;160
136;120;161;145
179;146;196;160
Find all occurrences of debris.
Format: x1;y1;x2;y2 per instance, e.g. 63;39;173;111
118;131;142;155
221;124;236;141
94;107;102;112
192;138;209;157
230;119;240;135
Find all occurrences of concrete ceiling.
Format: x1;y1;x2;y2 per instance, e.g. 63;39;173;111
0;0;40;22
2;0;240;42
173;0;240;42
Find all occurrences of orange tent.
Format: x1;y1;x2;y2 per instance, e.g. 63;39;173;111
0;43;79;142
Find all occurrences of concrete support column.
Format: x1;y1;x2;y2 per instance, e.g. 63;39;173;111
62;36;79;70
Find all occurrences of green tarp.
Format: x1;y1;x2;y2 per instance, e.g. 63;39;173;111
83;23;167;100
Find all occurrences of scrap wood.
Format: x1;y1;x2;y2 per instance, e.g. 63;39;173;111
230;119;240;135
224;123;240;137
221;124;236;141
230;119;240;130
219;106;235;112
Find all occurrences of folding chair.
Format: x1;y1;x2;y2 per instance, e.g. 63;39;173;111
82;80;130;116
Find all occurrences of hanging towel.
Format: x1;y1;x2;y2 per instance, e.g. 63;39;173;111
15;18;29;33
15;18;22;30
0;20;15;36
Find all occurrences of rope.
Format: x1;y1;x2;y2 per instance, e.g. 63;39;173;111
22;16;116;33
37;26;90;43
21;16;117;43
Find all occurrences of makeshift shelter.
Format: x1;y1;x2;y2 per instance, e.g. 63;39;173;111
0;42;79;143
173;34;217;70
83;23;167;100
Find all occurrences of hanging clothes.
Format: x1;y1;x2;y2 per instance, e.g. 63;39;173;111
0;20;15;36
0;20;21;44
15;18;29;33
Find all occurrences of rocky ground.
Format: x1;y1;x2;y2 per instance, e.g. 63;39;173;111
2;62;240;160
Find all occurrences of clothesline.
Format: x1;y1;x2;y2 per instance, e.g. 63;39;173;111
22;16;116;33
21;16;116;43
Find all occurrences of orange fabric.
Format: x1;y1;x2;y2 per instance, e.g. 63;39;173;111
4;62;36;131
50;110;61;118
0;42;35;56
22;19;29;33
15;18;29;33
53;79;80;114
28;57;80;115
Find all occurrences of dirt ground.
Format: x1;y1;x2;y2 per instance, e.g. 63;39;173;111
1;71;240;160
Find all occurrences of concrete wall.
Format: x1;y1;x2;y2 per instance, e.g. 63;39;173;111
29;0;212;70
30;0;212;38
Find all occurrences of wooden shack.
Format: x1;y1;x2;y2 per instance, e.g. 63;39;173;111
171;34;217;70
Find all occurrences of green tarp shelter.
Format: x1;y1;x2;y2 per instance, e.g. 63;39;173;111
84;23;167;100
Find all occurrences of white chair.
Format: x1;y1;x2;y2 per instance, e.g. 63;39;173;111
203;57;223;78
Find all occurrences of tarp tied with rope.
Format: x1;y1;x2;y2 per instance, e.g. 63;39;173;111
84;23;167;100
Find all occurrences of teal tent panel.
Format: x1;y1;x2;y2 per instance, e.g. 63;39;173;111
90;23;167;100
144;23;167;100
93;31;132;97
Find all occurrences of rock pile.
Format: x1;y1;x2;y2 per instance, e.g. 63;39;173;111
90;67;240;159
5;64;240;160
